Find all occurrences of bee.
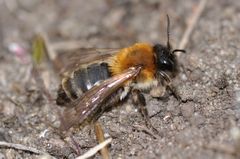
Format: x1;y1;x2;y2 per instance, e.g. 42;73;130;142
56;15;186;131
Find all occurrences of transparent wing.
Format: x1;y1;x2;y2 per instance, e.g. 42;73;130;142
59;66;142;131
56;48;120;75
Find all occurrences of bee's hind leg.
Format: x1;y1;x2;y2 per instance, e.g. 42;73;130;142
131;89;159;134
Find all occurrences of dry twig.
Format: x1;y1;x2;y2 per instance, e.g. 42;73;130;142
94;122;110;159
0;141;55;158
133;124;160;139
51;40;87;52
75;138;112;159
203;142;237;155
177;0;207;56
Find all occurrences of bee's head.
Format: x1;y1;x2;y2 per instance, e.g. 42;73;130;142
153;15;185;82
153;44;178;74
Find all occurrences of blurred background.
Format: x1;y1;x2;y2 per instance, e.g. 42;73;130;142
0;0;195;49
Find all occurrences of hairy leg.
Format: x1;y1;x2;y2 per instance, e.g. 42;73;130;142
131;89;159;134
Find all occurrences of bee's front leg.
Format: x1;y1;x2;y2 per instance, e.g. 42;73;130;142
167;84;181;101
131;89;158;133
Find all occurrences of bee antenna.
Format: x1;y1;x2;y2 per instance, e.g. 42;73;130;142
172;49;186;54
166;14;171;50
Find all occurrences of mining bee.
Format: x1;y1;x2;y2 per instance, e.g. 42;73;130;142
57;15;186;131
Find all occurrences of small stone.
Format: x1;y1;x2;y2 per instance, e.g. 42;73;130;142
189;69;203;81
180;102;195;118
215;76;228;90
190;113;205;126
2;101;15;117
163;112;172;122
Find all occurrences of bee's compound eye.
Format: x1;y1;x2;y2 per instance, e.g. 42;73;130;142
159;58;173;71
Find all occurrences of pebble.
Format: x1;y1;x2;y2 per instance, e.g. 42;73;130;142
180;102;195;118
190;113;205;126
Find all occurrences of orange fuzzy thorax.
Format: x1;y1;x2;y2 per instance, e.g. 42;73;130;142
109;43;156;83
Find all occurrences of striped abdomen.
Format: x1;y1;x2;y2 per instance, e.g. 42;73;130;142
56;62;111;106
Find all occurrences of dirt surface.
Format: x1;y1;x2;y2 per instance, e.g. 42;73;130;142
0;0;240;159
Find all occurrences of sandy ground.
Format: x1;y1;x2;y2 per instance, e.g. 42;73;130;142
0;0;240;158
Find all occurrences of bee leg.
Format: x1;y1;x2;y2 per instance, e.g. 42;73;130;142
69;135;81;155
167;84;181;101
131;89;159;133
